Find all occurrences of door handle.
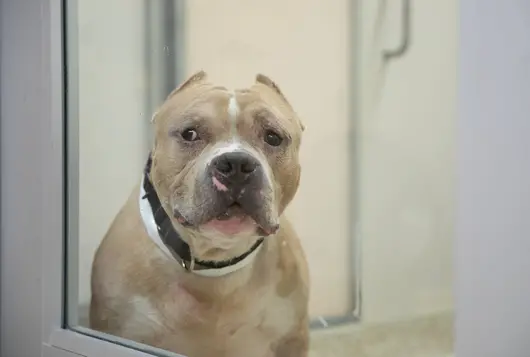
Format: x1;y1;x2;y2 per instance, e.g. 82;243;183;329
383;0;411;61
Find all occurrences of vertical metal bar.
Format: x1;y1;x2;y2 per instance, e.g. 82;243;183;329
310;0;362;329
162;0;177;95
349;0;363;321
173;0;187;86
144;0;185;151
144;1;162;150
0;1;3;343
63;0;80;328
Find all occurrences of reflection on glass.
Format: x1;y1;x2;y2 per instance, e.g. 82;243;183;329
65;1;455;356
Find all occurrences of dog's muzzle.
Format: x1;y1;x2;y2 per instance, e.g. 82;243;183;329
209;151;262;197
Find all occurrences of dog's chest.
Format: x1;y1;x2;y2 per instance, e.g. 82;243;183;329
158;285;296;357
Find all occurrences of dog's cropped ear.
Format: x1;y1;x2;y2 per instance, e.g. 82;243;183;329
255;74;305;132
255;74;288;103
167;70;208;99
151;71;208;123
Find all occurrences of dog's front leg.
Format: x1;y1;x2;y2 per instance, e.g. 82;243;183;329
273;323;309;357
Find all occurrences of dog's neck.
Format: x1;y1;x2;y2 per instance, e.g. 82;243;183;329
139;155;265;277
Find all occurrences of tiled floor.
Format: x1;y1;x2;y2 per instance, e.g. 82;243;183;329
309;312;453;357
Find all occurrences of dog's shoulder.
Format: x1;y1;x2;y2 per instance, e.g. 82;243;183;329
273;217;309;300
90;185;164;324
92;185;146;275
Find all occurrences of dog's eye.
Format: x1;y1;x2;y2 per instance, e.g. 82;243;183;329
264;130;283;147
181;128;199;142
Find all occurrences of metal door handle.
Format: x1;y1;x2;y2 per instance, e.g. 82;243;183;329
383;0;411;60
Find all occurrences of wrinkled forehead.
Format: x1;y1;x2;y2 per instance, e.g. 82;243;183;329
155;82;299;135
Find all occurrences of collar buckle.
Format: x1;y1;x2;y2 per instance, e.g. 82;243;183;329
181;255;195;272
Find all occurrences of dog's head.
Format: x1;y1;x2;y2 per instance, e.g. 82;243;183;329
149;71;304;252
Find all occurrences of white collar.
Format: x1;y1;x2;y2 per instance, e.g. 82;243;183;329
138;176;263;277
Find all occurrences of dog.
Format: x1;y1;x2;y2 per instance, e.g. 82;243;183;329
89;71;309;357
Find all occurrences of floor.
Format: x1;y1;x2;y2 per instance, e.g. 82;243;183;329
78;305;453;357
309;313;453;357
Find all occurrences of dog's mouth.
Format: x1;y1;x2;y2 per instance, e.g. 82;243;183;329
175;201;278;236
216;202;245;221
202;202;258;235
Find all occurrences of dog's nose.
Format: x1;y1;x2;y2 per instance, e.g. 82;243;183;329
212;152;259;182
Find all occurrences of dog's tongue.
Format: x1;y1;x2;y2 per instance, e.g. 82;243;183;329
204;216;252;235
202;205;255;235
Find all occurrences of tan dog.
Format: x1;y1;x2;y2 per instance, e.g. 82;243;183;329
89;71;309;357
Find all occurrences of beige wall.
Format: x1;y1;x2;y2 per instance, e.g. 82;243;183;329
184;0;354;317
75;0;455;323
357;0;456;323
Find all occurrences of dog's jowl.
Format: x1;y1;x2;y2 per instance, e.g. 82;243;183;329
89;71;310;357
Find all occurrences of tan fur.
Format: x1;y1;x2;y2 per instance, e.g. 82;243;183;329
255;73;305;132
90;72;309;357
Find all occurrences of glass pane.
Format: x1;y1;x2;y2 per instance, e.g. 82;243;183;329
65;0;455;356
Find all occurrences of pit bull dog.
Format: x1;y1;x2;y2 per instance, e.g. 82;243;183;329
89;71;309;357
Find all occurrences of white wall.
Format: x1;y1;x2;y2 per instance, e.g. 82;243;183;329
457;1;530;355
